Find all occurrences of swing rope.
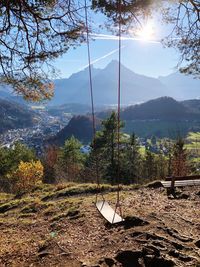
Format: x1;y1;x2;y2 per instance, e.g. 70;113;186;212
84;0;103;202
115;0;123;219
84;0;123;221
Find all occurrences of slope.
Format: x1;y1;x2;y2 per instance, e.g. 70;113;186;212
0;99;37;134
49;115;101;145
0;183;199;266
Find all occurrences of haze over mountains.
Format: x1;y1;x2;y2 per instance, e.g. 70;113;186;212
158;72;200;100
0;60;199;106
50;60;200;106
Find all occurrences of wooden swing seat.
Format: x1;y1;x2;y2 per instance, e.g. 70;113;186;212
96;200;124;224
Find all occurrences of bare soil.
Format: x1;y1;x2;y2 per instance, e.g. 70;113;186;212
0;185;199;267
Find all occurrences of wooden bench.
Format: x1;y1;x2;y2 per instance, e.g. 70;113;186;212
161;175;200;189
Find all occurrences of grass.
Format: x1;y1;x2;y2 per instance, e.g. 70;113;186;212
186;132;200;150
51;207;81;222
187;132;200;141
0;193;13;204
0;182;144;227
41;183;122;201
0;199;25;213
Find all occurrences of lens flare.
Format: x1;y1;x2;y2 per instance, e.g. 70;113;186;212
136;21;155;41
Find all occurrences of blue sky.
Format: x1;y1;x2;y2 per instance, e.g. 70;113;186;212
54;38;179;79
53;8;180;79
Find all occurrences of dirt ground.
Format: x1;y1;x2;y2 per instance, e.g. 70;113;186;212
0;184;199;267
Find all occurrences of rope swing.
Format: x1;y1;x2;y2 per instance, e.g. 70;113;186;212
84;0;104;204
84;0;124;224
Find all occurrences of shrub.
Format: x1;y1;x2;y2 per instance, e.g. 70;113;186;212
10;160;44;193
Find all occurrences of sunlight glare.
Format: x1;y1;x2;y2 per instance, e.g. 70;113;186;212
136;21;155;42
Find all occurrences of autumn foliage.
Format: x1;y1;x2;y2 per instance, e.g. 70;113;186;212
10;160;44;193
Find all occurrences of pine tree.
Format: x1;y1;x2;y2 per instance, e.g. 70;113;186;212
43;145;58;184
92;111;124;185
172;137;188;177
59;136;85;181
123;133;142;184
143;148;156;181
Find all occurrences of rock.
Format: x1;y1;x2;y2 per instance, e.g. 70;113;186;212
67;209;81;220
168;250;192;262
195;240;200;248
130;231;144;238
177;193;190;199
143;245;160;257
143;255;175;267
115;250;143;267
81;262;87;267
171;241;184;250
38;244;49;253
98;258;115;267
81;264;100;267
167;194;175;200
146;181;163;188
151;241;166;250
164;227;193;242
0;202;19;213
123;216;149;229
37;251;50;258
104;258;115;267
145;232;167;242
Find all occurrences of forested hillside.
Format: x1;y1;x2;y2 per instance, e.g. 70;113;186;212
0;99;37;133
49;115;101;145
121;97;194;120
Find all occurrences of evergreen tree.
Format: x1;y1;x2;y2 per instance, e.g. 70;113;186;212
93;111;124;184
143;148;156;181
122;133;142;184
0;142;36;192
171;137;189;176
59;136;85;181
155;153;168;180
0;142;35;176
43;145;58;184
164;140;174;177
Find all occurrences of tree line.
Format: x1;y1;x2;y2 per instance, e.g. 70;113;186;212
0;112;192;194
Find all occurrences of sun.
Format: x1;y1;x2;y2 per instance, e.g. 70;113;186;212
136;21;155;41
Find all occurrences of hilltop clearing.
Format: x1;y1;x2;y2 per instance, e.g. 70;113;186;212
0;183;199;267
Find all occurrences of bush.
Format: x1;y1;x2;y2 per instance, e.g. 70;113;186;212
9;160;44;193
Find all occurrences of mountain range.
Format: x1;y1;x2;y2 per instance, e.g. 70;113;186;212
0;60;199;106
49;97;200;145
50;60;199;106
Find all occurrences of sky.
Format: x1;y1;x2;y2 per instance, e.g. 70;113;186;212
53;7;180;80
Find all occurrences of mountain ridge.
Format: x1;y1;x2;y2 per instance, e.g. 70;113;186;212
0;60;199;106
50;60;200;106
50;97;200;144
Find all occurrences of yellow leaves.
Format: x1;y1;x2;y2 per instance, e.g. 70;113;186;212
12;160;44;193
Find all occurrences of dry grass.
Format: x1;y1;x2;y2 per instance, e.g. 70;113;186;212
0;183;199;267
